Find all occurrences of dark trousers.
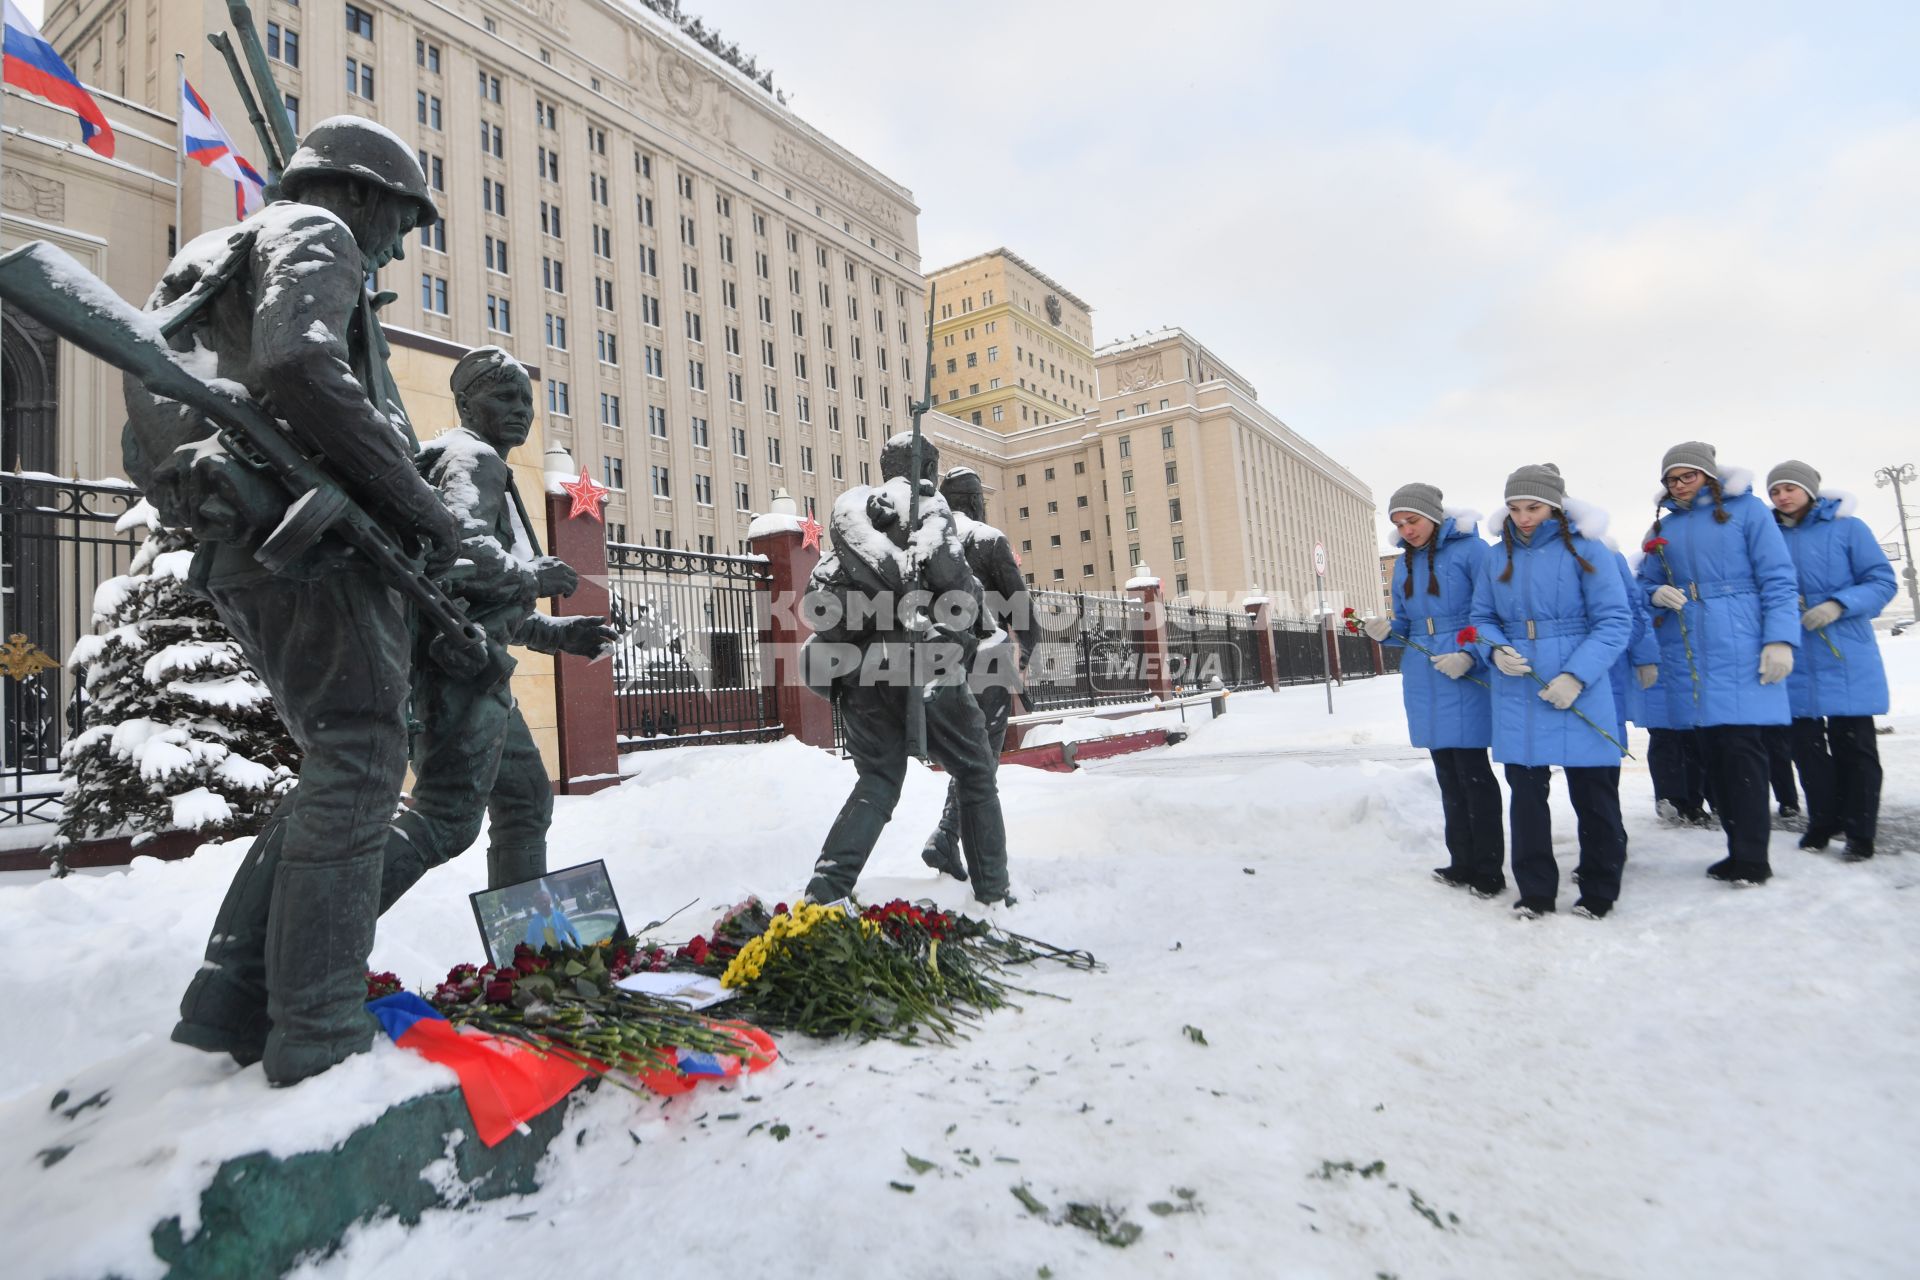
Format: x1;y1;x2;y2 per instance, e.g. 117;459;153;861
1764;724;1800;809
1430;748;1505;887
1697;724;1772;869
177;568;410;1070
1790;716;1882;847
811;678;1009;902
380;666;549;913
1647;729;1709;812
1504;764;1626;906
926;681;1013;860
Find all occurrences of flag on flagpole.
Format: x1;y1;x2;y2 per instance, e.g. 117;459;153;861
181;77;265;219
2;0;114;157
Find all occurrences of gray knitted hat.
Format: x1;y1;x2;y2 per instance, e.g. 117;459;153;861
1505;462;1566;510
1661;441;1719;480
1387;482;1444;525
1766;459;1821;500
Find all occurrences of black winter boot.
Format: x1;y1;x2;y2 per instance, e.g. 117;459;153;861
1841;838;1875;862
1706;857;1771;885
1572;898;1613;919
1512;897;1555;918
1799;828;1837;852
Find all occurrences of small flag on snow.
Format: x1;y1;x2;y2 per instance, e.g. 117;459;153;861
181;78;265;218
3;0;115;157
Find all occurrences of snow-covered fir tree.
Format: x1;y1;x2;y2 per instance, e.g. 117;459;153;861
55;502;298;848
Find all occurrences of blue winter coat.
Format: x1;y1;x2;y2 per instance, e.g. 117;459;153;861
1778;495;1897;718
1607;550;1660;736
1634;477;1800;728
1385;516;1493;750
1469;518;1632;767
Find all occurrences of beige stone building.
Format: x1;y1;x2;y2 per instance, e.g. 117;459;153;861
925;248;1094;433
41;0;926;552
917;315;1380;620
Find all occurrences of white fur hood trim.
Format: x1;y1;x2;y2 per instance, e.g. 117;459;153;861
1653;465;1754;505
1822;489;1860;519
1562;495;1611;542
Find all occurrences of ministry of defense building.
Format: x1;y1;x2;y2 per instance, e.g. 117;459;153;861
21;3;1380;618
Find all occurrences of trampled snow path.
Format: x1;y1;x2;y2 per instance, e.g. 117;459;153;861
5;645;1919;1280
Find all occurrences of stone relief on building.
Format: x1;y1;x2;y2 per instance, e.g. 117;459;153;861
1111;354;1165;393
772;137;902;235
2;170;66;222
503;0;571;38
626;28;734;144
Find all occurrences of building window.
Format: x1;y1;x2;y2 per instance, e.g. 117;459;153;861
1075;461;1086;475
1044;467;1055;481
541;256;562;292
1121;471;1134;495
1125;509;1138;531
1172;537;1186;561
600;393;622;429
645;345;664;377
1165;462;1178;485
536;99;558;130
1080;530;1092;542
688;360;705;390
734;481;752;509
1168;498;1182;523
345;57;373;100
1018;506;1029;520
1118;435;1132;458
544;312;566;349
416;39;440;73
481;177;506;216
694;473;713;506
1162;426;1175;449
483;234;507;273
479;70;502;103
690;416;709;448
601;457;624;490
267;22;299;67
1049;534;1062;548
1052;568;1065;582
419;273;447;315
767;437;783;466
344;4;375;40
485;294;511;333
1015;473;1027;487
648;406;668;438
650;465;671;499
416;92;440;130
547;380;570;416
732;426;749;458
540;202;563;238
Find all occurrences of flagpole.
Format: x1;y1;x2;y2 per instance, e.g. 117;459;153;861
173;51;185;249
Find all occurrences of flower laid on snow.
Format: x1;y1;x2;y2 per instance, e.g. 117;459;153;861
365;971;403;1001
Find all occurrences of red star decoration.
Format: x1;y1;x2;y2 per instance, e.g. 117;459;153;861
560;467;610;522
799;512;823;551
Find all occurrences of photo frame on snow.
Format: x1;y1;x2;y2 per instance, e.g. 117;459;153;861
470;860;627;968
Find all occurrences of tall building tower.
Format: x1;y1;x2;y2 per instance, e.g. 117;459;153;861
925;248;1094;432
41;0;926;552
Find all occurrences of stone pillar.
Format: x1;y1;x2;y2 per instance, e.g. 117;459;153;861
546;489;621;794
1242;591;1277;690
1323;614;1344;684
1127;564;1174;698
1371;638;1385;675
750;509;836;751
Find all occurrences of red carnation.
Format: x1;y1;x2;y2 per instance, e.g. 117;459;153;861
1344;617;1361;635
677;934;711;965
514;953;546;976
484;977;516;1003
1643;537;1668;552
773;902;789;916
1342;606;1356;617
1456;626;1479;645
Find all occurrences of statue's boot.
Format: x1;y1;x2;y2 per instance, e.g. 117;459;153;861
261;852;382;1087
488;842;546;892
959;796;1012;905
806;796;892;902
377;814;436;915
173;813;290;1065
919;781;968;881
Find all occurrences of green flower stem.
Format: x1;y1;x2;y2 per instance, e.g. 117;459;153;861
1654;548;1702;706
1473;639;1634;760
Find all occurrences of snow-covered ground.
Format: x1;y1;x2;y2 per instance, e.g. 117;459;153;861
5;644;1919;1279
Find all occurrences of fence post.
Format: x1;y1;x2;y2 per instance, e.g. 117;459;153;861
545;489;622;794
750;514;837;751
1242;591;1277;690
1127;564;1174;698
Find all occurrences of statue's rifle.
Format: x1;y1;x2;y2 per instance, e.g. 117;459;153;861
211;2;407;436
0;241;511;690
903;283;938;763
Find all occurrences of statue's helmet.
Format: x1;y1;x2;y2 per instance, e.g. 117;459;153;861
281;116;440;226
880;431;940;483
940;467;984;516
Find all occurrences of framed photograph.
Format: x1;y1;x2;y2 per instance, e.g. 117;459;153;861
470;860;628;968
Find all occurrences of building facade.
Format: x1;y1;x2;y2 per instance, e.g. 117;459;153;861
925;248;1094;433
41;0;927;552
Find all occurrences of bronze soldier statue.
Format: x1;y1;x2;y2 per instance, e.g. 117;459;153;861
918;466;1037;883
130;117;457;1084
800;435;1015;905
378;347;616;911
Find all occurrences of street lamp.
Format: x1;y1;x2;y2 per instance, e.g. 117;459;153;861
1874;462;1920;629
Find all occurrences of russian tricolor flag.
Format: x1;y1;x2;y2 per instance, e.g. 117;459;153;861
181;77;265;218
2;0;114;158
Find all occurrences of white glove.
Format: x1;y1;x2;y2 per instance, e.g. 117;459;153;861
1635;664;1659;690
1493;646;1533;677
1539;673;1583;710
1650;584;1689;611
1362;616;1393;642
1801;600;1843;630
1759;641;1794;685
1431;651;1475;680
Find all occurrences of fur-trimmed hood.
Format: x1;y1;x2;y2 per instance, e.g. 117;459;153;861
1393;506;1483;550
1655;465;1754;509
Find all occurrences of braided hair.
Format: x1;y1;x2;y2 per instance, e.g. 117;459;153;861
1497;510;1595;582
1401;535;1441;598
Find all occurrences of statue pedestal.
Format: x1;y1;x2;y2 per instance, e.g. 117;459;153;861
2;1038;587;1279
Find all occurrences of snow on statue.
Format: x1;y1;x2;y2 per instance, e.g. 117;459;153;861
56;501;297;850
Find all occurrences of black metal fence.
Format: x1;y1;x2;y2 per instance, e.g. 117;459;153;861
604;541;779;750
1165;602;1267;691
1023;589;1153;711
1;474;146;826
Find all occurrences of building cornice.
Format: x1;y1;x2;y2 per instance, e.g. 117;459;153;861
926;247;1093;315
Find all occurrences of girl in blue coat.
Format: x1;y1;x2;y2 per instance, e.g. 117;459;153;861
1469;463;1631;919
1368;482;1504;895
1767;460;1899;859
1635;442;1801;884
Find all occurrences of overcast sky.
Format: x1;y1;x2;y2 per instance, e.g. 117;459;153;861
19;0;1919;563
689;0;1918;561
